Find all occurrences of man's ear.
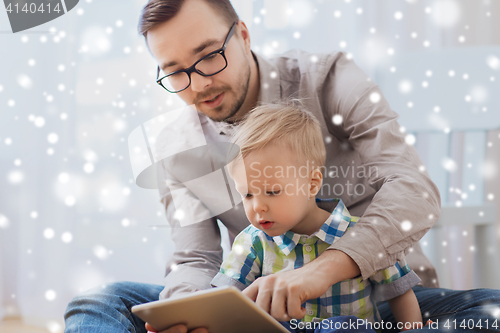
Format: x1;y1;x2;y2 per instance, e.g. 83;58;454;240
237;21;252;54
309;168;323;198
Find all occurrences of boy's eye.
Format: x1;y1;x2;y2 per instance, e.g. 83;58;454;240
265;191;280;196
244;193;253;198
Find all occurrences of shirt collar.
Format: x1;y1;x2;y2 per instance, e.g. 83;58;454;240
253;52;281;104
272;198;352;256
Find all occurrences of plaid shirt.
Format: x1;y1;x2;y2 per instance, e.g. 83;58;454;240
211;198;421;323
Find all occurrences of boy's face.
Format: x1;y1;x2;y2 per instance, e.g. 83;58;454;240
231;144;318;237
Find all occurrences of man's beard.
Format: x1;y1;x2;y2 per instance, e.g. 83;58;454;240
196;60;251;123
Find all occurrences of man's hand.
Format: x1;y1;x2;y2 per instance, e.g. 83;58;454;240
243;249;360;321
145;322;208;333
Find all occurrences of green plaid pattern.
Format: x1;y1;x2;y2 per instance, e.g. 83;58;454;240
212;198;418;323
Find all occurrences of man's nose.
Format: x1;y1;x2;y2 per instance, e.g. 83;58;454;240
190;72;212;92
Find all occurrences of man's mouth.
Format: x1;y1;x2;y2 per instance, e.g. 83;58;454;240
202;92;225;108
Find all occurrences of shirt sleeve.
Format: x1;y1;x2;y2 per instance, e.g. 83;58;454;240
368;259;421;302
156;150;224;299
318;51;441;279
211;227;263;291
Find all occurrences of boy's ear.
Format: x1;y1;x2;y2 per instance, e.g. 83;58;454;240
309;168;323;198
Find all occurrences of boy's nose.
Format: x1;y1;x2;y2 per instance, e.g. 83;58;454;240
190;72;212;92
253;198;268;213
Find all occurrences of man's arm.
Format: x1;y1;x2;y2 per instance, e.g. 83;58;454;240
318;51;441;279
158;192;223;300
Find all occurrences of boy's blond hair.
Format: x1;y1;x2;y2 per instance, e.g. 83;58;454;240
230;101;326;170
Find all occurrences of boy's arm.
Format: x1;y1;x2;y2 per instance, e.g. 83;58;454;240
211;227;263;290
388;289;423;331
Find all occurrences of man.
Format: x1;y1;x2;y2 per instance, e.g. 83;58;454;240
64;0;500;332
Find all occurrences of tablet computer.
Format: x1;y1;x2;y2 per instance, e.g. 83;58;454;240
131;286;290;333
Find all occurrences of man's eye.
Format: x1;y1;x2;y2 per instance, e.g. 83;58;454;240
265;191;280;196
244;193;253;198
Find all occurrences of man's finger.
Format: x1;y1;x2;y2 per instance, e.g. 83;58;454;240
242;282;259;301
254;285;273;314
286;290;307;319
270;283;288;321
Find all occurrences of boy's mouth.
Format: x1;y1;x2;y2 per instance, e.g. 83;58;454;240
259;220;274;230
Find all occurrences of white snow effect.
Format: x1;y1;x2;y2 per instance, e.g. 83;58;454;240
369;92;381;103
83;163;95;174
64;196;76;206
61;232;73;243
288;0;314;27
30;211;38;219
469;85;489;103
174;209;185;221
58;173;69;183
43;228;55;239
81;27;111;55
34;117;46;128
487;55;500;70
7;100;15;107
487;193;495;201
121;218;130;227
431;0;461;28
442;158;457;172
4;137;12;145
47;133;59;144
401;220;412;231
0;215;9;229
405;134;416;145
93;245;110;260
398;80;413;94
45;290;56;301
8;170;24;184
14;159;21;166
17;74;33;89
332;114;343;125
394;12;403;20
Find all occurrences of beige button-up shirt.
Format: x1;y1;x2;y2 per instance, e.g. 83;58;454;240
157;50;441;299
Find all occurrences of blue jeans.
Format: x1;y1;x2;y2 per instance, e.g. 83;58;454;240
64;283;500;332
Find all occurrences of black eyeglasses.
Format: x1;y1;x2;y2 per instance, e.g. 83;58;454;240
156;21;238;93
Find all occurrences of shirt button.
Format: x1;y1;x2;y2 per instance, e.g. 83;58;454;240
305;245;313;252
307;309;314;316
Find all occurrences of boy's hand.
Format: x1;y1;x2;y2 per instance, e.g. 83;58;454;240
242;249;359;321
145;322;208;333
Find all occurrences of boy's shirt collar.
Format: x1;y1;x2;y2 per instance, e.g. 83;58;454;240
272;198;352;256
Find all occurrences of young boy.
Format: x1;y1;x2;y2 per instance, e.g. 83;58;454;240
211;102;428;332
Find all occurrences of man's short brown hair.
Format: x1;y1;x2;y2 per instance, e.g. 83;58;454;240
138;0;239;37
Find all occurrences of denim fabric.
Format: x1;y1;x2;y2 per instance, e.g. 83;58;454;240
377;285;500;333
64;283;500;333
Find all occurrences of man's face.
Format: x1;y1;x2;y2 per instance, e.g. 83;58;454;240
147;0;252;122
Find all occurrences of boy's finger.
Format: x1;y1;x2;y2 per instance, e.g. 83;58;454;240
145;322;157;332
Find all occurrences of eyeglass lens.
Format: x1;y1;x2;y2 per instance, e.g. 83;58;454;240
161;52;227;92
